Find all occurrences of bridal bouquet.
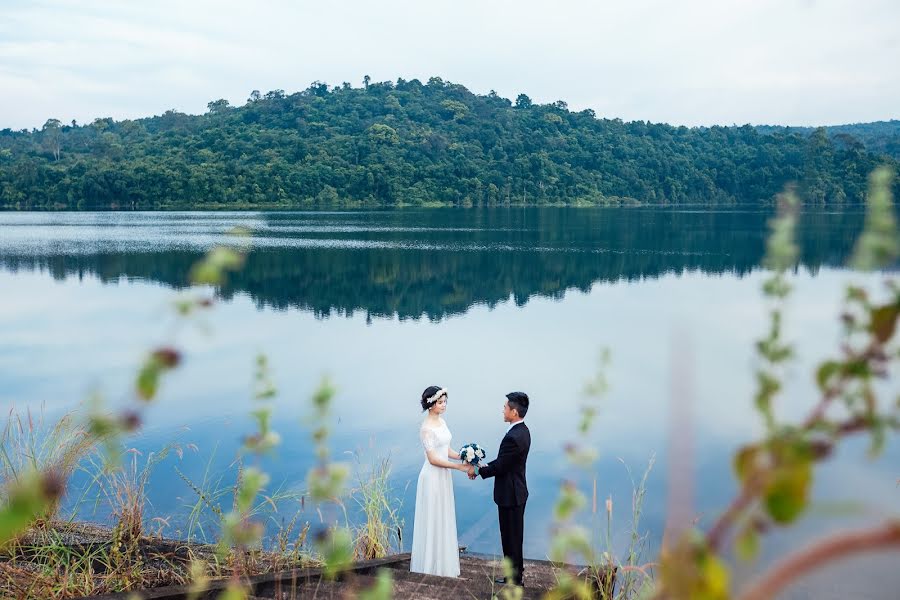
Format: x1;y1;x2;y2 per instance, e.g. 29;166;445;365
459;442;486;466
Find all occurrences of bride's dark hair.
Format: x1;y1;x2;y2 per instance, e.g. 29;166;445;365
421;385;444;411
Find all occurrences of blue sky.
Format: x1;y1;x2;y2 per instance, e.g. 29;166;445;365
1;0;898;129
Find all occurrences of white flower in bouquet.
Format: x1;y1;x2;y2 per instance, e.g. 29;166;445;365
460;442;486;465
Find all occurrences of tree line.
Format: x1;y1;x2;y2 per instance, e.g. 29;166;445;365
1;77;897;210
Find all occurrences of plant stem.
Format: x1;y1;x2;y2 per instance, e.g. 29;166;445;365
735;522;900;600
705;474;763;552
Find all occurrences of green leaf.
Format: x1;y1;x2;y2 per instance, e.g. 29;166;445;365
869;420;886;458
250;407;272;434
754;371;780;417
862;387;876;414
189;247;245;286
762;275;792;298
815;361;841;392
735;524;759;561
135;362;161;401
0;473;56;547
549;526;592;564
564;444;599;468
545;571;593;600
764;460;812;524
869;304;900;343
846;286;868;303
307;462;349;501
357;569;394;600
695;553;730;600
312;378;336;413
317;527;354;579
236;467;269;513
135;349;180;401
843;359;871;379
763;190;800;274
554;483;586;520
850;167;899;271
217;583;247;600
733;445;759;483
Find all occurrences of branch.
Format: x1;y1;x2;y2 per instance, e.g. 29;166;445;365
735;522;900;600
705;474;763;551
803;337;887;430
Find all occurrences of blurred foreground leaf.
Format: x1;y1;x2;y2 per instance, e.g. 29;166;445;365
0;471;61;547
851;167;899;271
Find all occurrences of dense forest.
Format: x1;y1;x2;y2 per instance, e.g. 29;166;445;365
0;77;897;210
757;120;900;161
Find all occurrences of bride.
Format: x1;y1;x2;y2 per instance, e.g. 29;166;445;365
409;386;468;577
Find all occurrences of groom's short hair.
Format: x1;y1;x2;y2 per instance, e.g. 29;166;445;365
506;391;529;418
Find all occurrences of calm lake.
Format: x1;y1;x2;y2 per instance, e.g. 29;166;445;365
1;209;898;595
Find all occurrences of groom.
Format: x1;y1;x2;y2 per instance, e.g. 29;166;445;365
467;391;531;587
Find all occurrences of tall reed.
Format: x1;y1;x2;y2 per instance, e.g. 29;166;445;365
350;453;405;560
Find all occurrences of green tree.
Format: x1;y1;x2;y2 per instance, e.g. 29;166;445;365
206;99;231;114
41;118;62;161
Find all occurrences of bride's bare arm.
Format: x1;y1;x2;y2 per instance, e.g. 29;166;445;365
426;449;467;470
448;447;461;460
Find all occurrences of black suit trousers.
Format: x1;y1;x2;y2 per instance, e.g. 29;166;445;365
498;503;526;585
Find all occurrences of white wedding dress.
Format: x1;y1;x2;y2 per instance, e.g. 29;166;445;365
409;418;461;577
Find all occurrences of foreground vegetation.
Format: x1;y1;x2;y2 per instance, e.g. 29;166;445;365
1;77;898;210
0;406;406;599
0;398;405;599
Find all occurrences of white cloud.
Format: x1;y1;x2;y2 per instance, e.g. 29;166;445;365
0;0;898;129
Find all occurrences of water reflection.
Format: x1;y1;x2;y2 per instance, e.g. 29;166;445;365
0;209;866;320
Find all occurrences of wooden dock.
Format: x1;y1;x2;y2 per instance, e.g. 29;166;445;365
83;552;615;599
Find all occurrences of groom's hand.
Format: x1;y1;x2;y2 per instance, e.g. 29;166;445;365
466;465;476;479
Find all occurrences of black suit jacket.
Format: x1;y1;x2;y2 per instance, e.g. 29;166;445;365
479;422;530;507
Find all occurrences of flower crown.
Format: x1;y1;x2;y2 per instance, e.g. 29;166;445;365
424;388;448;407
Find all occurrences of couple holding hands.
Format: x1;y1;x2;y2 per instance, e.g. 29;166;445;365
409;386;531;587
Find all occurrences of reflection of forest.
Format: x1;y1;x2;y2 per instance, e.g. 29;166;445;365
0;209;869;320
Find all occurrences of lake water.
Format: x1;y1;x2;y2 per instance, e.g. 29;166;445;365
1;209;897;596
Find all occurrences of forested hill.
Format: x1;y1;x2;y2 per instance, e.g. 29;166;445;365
1;77;897;210
756;120;900;161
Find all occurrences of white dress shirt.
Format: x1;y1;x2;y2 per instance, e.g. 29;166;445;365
506;420;525;434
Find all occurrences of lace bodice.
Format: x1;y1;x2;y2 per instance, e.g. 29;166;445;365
419;419;452;454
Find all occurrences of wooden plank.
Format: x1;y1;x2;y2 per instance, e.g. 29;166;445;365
78;554;412;600
75;552;615;600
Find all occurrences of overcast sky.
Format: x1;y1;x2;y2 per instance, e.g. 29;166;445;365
1;0;898;130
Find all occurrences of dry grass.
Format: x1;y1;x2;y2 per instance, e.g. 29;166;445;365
1;407;98;527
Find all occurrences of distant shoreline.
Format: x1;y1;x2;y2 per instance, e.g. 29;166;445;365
11;200;854;213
